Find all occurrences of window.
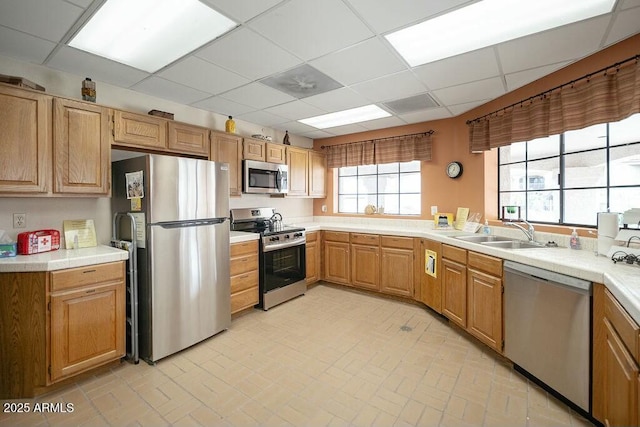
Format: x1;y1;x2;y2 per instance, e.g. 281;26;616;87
338;161;421;215
498;113;640;226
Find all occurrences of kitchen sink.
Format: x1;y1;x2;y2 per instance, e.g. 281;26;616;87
455;235;516;243
481;240;547;249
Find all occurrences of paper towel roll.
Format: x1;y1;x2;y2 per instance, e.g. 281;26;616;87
598;212;620;255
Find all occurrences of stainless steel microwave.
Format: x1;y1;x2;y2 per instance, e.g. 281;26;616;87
243;160;288;194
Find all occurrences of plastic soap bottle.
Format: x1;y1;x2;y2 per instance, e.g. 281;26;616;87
483;220;491;235
570;228;581;249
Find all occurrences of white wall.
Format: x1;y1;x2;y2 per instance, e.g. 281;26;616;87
0;55;314;244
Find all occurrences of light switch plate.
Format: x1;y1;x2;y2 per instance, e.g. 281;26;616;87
430;206;438;215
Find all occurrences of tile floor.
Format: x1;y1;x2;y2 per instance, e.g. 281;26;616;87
1;284;593;427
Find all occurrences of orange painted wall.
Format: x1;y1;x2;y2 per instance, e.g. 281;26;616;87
313;34;640;223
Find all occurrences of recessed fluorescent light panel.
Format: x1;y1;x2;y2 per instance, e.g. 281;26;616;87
385;0;616;67
69;0;237;72
299;105;391;129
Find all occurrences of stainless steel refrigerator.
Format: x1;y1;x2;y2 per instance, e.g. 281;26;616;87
112;154;230;364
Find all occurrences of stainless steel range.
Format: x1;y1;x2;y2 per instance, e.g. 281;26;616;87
230;208;306;310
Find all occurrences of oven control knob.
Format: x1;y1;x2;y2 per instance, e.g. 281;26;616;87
270;236;279;241
293;232;302;238
284;235;290;239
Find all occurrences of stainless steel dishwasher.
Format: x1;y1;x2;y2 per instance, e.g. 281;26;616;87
503;261;591;413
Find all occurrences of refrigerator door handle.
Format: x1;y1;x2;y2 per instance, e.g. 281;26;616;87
155;218;228;229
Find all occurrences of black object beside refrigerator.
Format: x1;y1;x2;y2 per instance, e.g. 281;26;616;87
112;154;230;364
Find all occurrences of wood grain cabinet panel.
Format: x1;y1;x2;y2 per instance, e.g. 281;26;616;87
0;85;51;194
230;240;259;314
418;238;442;313
266;143;286;164
286;146;308;196
306;231;320;285
442;257;467;328
243;138;266;161
380;246;413;297
211;131;242;197
167;122;209;156
351;244;380;291
113;110;166;150
308;150;326;198
467;268;503;351
53;98;110;195
324;239;350;285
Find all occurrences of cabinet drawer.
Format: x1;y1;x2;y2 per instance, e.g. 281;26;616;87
605;288;639;363
351;233;379;246
231;270;259;294
306;231;318;242
324;231;350;243
443;244;467;264
50;262;124;292
467;251;502;277
231;240;258;257
230;254;258;276
381;236;413;249
231;286;259;314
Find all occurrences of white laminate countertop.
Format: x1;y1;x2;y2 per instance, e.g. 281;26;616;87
0;245;129;273
230;231;260;244
292;221;640;325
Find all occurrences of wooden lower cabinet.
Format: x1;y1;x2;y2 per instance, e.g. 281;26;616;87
0;261;125;399
417;238;442;313
323;232;350;285
379;236;414;298
306;231;320;284
593;283;640;426
467;268;503;351
351;243;380;291
442;257;467;328
230;240;259;314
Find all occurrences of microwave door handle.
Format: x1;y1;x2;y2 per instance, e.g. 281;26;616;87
275;170;281;191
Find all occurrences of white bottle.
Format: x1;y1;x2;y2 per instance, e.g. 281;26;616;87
570;228;581;249
483;220;491;235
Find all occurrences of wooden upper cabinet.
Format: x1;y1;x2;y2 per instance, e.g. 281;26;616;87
113;110;166;150
266;143;286;164
308;150;326;198
210;131;242;197
0;85;51;194
243;137;266;161
286;146;308;196
167;122;209;156
53;98;110;195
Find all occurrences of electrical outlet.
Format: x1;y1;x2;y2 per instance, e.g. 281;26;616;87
13;213;26;228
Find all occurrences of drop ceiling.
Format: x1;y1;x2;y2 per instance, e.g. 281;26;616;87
0;0;639;140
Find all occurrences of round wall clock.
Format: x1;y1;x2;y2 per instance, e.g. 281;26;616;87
446;161;463;179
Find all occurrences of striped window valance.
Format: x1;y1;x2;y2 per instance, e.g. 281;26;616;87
324;132;433;169
468;55;640;152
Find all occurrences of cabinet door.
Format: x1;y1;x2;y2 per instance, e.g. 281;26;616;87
266;143;286;164
306;236;320;284
467;268;503;351
324;240;350;285
243;138;266;161
351;243;380;291
308;150;326;198
0;85;50;194
167;122;209;156
113;110;166;149
419;239;442;313
50;281;125;382
380;247;413;297
53;99;110;194
442;258;467;328
286;147;308;196
602;319;639;427
211;132;242;196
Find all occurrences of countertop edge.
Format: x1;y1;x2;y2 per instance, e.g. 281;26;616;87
0;245;129;273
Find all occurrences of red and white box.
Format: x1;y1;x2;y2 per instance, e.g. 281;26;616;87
17;230;61;255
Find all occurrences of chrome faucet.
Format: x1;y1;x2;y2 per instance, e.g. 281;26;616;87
504;219;535;241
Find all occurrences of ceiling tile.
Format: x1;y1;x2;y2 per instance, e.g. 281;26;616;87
260;64;342;99
272;120;318;134
199;0;284;23
196;28;301;80
0;0;82;42
310;38;406;86
249;0;373;60
321;123;369;136
620;0;640;9
358;116;407;130
238;110;288;127
0;27;56;64
131;77;211;105
191;96;255;116
497;16;611;74
264;100;326;121
299;129;334;139
433;77;505;106
302;88;370;112
448;99;491;116
65;0;93;7
399;107;452;124
604;7;640;46
351;70;428;103
47;46;149;87
413;47;500;90
220;82;295;109
346;0;473;33
505;61;570;92
159;56;249;94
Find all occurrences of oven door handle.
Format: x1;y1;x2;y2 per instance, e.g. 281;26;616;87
263;240;305;252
